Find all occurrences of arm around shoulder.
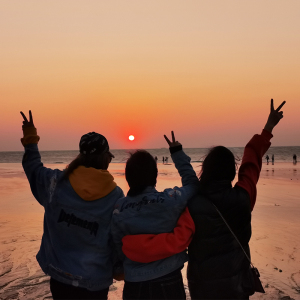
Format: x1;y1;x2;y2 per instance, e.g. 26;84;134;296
122;207;195;263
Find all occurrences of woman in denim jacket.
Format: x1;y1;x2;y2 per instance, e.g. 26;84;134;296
20;111;124;300
111;132;199;299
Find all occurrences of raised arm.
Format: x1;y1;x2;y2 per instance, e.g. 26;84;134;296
20;110;62;206
165;131;199;188
235;99;286;210
154;131;199;217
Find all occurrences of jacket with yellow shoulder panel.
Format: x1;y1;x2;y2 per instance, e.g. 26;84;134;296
21;127;124;291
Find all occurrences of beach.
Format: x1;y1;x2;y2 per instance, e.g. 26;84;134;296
0;162;299;300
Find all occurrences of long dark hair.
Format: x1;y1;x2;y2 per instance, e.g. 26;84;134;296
199;146;236;193
63;152;112;179
125;150;158;196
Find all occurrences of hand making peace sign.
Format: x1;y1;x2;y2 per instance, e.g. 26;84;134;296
264;99;286;133
164;131;181;148
20;110;35;129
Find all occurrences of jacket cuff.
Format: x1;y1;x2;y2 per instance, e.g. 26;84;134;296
170;145;182;154
21;127;40;146
261;129;273;141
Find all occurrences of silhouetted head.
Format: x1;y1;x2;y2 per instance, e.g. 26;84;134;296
126;150;158;196
199;146;236;192
64;132;114;178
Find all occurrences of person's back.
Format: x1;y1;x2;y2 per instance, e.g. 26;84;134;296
37;167;123;292
20;112;124;299
186;99;285;299
187;179;252;298
111;132;198;300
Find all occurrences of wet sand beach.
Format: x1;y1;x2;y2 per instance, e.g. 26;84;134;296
0;162;299;300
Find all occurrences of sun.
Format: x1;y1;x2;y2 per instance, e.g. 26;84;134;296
128;135;135;141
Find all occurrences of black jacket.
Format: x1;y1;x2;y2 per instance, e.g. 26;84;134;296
187;182;252;299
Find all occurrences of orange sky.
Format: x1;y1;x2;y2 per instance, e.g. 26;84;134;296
1;0;299;151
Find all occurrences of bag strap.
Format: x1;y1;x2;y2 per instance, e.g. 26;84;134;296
211;203;254;267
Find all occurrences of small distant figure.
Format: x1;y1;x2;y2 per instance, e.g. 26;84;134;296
293;154;297;165
154;156;158;163
165;157;168;164
272;154;274;165
162;157;165;164
266;155;269;165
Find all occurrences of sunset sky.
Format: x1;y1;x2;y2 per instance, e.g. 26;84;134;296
1;0;299;151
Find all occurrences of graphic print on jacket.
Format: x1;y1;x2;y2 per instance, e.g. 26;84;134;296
57;208;99;236
114;195;165;213
114;189;183;214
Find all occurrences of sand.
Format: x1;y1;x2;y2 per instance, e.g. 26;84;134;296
0;162;299;300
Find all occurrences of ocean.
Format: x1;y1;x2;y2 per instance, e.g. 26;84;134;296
0;146;299;165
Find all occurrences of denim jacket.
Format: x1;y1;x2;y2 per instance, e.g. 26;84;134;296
111;149;198;282
22;144;124;291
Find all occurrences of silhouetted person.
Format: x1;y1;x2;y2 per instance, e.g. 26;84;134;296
165;157;168;164
293;154;297;165
266;155;269;165
272;154;274;165
154;156;158;163
162;157;165;164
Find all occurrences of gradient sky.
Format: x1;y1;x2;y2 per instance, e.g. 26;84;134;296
1;0;299;151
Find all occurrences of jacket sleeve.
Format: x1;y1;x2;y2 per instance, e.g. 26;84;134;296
168;148;199;202
235;129;272;210
121;207;195;263
109;229;125;281
171;147;199;187
21;127;62;207
110;213;127;265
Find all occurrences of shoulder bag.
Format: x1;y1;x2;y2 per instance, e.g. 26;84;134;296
211;203;265;294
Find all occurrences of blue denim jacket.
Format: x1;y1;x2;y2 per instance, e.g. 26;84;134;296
22;144;124;291
111;150;198;282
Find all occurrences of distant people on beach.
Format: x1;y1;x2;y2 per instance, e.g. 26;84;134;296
122;99;286;299
20;111;124;300
162;156;169;164
266;154;269;164
154;156;158;163
293;154;297;165
272;154;275;165
112;132;198;300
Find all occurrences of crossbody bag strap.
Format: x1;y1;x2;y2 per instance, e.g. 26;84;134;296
211;203;254;267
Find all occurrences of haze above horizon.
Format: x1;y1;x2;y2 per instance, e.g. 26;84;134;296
1;0;299;151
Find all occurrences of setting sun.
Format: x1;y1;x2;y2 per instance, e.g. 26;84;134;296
128;135;135;141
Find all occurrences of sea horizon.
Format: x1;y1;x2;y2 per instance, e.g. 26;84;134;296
1;146;299;164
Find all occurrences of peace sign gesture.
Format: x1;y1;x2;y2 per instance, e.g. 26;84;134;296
264;99;286;133
20;110;35;129
164;131;181;148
